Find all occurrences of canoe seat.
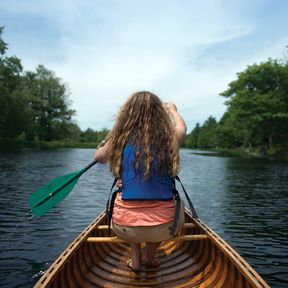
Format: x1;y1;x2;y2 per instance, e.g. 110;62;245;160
86;234;208;243
95;223;196;230
87;222;206;243
34;211;270;288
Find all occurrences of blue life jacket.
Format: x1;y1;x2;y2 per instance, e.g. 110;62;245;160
121;144;174;201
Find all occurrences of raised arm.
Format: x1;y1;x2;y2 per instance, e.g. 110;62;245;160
94;140;111;163
165;101;187;145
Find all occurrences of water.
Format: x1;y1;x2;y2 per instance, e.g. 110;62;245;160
0;148;287;287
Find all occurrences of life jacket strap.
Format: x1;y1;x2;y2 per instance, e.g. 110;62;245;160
175;175;198;219
106;177;119;236
169;189;181;236
106;176;198;237
169;176;198;236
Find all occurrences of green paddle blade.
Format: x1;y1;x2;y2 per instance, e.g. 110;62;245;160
29;169;83;216
28;161;97;217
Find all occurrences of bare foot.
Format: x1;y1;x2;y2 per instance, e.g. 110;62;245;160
127;259;140;271
142;245;160;268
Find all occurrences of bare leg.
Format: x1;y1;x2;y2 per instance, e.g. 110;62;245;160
143;242;161;267
128;243;141;271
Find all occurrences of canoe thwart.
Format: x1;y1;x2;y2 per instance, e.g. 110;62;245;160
95;222;196;230
34;211;270;288
86;234;208;243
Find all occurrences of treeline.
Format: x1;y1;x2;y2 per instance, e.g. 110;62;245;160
2;26;287;153
0;27;108;145
184;59;288;153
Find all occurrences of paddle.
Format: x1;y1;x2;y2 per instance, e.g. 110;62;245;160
29;160;97;217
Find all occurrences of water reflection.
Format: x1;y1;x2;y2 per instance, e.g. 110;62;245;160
0;148;287;287
179;150;288;287
220;157;288;286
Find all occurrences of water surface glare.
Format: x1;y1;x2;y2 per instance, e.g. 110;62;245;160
0;148;287;287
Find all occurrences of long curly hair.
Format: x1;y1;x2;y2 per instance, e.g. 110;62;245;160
109;91;179;179
108;91;179;179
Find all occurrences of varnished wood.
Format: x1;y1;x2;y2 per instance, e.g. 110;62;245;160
86;234;208;243
95;223;196;230
34;209;270;288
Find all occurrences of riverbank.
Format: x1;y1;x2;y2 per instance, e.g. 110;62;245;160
190;146;288;161
1;148;286;287
0;139;98;150
1;139;288;161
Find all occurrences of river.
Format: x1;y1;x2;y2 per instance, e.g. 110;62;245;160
0;148;287;287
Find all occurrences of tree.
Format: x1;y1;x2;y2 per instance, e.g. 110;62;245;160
215;112;244;148
23;65;76;141
96;128;110;143
197;116;218;148
220;59;288;149
184;123;201;148
0;27;26;138
81;128;98;142
80;127;110;143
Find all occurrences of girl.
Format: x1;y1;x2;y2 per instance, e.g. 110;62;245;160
94;91;186;271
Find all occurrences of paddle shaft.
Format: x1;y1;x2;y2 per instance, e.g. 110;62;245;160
82;160;98;173
34;160;98;208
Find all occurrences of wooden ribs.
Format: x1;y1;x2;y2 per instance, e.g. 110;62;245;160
34;210;270;288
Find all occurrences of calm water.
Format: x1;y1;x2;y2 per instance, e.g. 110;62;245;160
0;148;287;287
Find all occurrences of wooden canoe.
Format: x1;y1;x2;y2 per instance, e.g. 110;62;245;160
34;209;270;288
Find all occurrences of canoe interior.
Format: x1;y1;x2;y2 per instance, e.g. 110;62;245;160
34;210;269;288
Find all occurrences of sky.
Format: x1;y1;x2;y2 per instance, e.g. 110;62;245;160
0;0;288;132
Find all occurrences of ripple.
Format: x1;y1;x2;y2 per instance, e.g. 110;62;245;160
0;148;287;287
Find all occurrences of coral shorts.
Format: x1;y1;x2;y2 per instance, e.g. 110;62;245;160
112;200;185;243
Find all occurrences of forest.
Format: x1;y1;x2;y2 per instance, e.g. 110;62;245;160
1;27;287;157
0;27;109;148
184;58;288;158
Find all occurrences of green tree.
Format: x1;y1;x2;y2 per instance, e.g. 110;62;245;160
49;121;81;141
81;128;98;142
80;127;110;143
96;128;110;143
215;112;241;148
197;116;218;148
220;59;288;149
184;123;201;148
0;27;26;138
23;65;76;141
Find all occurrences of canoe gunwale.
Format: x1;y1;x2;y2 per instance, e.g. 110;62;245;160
33;212;106;287
34;209;270;288
185;209;270;288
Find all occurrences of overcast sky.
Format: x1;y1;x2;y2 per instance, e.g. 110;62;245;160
1;0;287;132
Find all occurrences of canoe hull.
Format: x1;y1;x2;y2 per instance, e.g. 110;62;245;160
34;210;269;288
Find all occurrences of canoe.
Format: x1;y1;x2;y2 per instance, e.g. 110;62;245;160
34;209;269;288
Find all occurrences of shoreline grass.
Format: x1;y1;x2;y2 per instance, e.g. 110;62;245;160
186;146;288;161
1;139;287;161
0;139;98;150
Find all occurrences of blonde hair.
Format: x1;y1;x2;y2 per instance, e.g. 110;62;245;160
108;91;179;179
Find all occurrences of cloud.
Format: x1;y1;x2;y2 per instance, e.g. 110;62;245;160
1;0;287;131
